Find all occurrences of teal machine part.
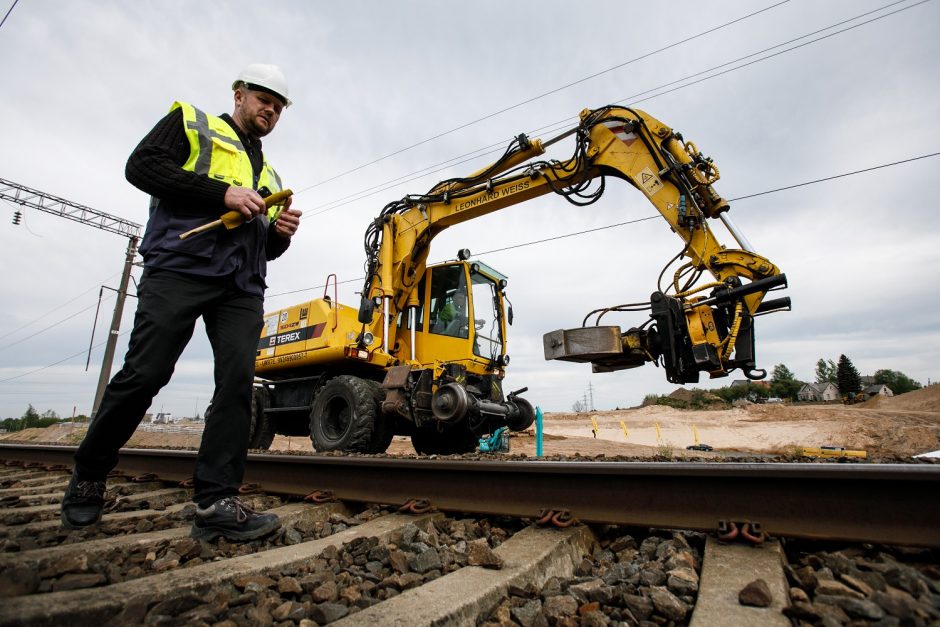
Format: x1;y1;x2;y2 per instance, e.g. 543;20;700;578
478;427;510;453
536;406;543;457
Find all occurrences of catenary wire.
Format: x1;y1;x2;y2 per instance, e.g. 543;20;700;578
0;0;19;30
474;151;940;256
725;153;940;202
617;0;932;108
0;296;113;353
303;0;927;220
0;273;122;342
293;1;792;197
0;331;129;384
267;151;940;300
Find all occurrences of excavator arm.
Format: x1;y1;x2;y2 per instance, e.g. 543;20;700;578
358;106;789;383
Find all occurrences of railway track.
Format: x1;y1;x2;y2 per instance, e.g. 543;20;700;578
0;443;938;626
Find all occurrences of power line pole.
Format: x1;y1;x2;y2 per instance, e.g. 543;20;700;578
588;381;595;411
92;238;138;415
1;178;142;417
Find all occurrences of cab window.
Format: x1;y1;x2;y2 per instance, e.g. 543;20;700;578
470;273;502;359
429;265;468;339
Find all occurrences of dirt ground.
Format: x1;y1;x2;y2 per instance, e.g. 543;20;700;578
4;385;939;459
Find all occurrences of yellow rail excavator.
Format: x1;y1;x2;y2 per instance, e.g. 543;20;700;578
247;105;791;454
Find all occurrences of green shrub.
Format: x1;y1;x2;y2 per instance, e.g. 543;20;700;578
641;394;660;407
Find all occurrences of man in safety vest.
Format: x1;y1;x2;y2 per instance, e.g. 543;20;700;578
62;64;301;542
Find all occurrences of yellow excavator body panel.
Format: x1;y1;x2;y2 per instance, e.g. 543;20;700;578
255;298;387;375
254;261;504;380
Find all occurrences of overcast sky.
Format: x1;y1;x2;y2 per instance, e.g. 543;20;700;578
1;0;938;420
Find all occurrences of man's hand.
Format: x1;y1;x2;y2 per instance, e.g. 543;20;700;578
224;186;266;220
273;197;301;239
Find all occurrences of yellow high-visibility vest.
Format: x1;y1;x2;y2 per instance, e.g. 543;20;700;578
172;101;283;220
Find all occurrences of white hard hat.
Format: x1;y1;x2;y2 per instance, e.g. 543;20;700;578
232;63;292;107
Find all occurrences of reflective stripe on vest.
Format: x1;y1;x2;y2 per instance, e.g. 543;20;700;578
171;101;283;219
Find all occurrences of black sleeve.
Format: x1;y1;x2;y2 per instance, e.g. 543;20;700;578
125;108;229;214
266;225;291;261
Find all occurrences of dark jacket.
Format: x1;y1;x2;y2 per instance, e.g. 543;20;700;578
127;108;289;296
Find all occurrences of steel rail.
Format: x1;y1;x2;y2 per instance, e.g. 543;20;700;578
2;443;937;547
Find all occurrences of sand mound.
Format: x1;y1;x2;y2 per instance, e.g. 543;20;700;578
863;385;940;411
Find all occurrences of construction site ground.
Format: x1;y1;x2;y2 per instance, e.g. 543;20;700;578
4;385;939;460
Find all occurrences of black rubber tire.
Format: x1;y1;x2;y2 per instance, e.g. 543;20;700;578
506;396;536;432
248;387;276;450
411;423;479;455
309;375;376;452
363;380;395;453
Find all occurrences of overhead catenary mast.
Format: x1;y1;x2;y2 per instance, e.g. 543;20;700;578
1;177;143;416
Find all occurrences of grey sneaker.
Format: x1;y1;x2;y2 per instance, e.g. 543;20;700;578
190;496;280;542
61;475;106;529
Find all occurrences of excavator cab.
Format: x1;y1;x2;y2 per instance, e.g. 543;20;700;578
400;258;509;373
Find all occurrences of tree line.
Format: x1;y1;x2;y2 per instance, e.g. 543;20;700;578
645;355;922;409
719;354;921;403
0;405;89;432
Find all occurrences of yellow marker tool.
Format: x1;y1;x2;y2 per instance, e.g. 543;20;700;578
620;421;629;439
655;422;663;443
591;416;599;434
692;424;700;445
179;188;293;240
801;447;867;459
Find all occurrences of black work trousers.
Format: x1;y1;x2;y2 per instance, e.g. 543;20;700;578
74;267;264;508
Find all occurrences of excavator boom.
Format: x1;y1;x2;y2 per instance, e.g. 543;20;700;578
358;106;789;383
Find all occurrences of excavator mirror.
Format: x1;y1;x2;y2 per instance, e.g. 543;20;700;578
357;296;376;324
507;304;514;325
